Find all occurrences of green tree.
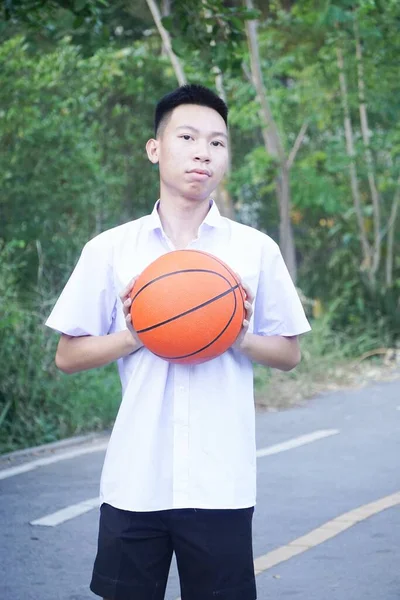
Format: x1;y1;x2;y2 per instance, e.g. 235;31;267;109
0;34;175;290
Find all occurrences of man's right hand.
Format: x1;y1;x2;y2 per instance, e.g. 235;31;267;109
119;276;144;350
54;277;144;375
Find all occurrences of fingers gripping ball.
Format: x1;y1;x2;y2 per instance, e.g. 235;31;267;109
130;250;246;365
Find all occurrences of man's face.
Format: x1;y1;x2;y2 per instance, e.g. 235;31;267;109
147;104;229;201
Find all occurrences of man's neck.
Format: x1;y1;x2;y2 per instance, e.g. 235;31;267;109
157;194;211;249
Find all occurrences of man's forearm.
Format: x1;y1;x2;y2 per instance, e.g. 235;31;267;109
55;330;142;374
238;333;301;371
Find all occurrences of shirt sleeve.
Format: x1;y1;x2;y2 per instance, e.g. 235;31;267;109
252;237;311;337
45;235;117;337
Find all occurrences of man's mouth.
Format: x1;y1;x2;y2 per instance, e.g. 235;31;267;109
187;168;211;177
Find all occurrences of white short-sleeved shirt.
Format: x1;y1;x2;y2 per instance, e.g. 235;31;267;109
46;201;311;511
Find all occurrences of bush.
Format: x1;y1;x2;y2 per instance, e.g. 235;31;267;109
0;241;121;453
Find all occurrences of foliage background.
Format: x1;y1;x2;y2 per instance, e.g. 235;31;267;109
0;0;399;453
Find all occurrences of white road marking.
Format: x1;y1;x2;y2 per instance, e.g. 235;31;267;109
30;497;100;527
256;429;339;458
175;491;400;600
1;430;339;482
29;430;340;527
0;442;108;481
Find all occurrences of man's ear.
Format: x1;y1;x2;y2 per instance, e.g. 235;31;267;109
146;138;159;164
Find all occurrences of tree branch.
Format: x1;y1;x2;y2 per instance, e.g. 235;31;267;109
145;0;186;86
286;120;309;171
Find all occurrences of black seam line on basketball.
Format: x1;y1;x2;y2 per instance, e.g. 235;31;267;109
131;268;233;303
155;292;237;360
154;287;241;360
195;251;246;303
193;251;241;287
136;283;240;334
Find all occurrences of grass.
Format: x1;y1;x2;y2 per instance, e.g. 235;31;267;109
0;362;121;455
254;317;399;411
0;305;122;454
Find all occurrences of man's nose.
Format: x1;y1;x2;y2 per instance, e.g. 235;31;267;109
194;141;211;162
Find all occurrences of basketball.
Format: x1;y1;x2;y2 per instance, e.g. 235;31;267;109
130;249;246;365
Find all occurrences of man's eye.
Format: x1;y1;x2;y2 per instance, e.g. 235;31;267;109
180;135;192;141
212;141;224;147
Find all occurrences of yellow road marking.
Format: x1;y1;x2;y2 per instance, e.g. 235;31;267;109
253;491;400;574
174;491;400;600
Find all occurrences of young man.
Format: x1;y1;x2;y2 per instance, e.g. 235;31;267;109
46;84;311;600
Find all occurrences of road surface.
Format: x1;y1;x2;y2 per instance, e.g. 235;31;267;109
1;379;399;600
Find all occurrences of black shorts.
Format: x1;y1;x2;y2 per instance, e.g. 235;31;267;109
90;503;257;600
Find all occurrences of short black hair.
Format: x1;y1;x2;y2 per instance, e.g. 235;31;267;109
154;84;228;137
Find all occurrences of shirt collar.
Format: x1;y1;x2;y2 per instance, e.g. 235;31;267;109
143;199;224;233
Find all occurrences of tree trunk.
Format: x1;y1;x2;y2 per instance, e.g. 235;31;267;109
160;0;171;58
386;178;400;287
161;0;170;15
354;15;381;276
278;166;297;281
336;43;372;282
244;1;284;161
244;0;297;281
214;70;235;219
197;1;235;219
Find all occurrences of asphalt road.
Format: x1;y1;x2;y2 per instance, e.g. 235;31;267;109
1;379;399;600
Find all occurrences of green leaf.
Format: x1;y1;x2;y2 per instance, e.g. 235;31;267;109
161;15;174;32
171;37;187;58
73;15;85;28
74;0;87;12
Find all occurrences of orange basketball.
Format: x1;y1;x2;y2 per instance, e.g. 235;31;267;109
130;249;246;364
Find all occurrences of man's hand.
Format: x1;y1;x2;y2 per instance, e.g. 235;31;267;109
119;276;144;350
230;274;301;370
232;276;254;351
54;276;145;375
